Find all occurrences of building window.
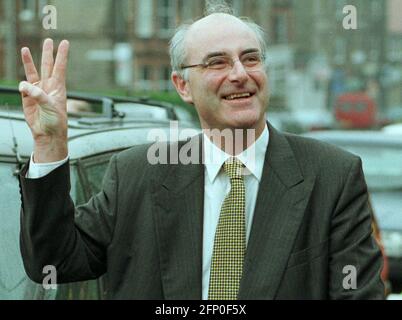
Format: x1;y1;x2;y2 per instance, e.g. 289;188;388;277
370;0;382;19
178;0;192;22
272;0;292;8
157;0;176;37
139;65;152;91
272;14;288;44
19;0;36;21
18;0;48;21
369;38;381;61
334;36;347;64
142;65;152;81
37;0;47;14
136;0;153;38
159;66;173;91
270;64;287;96
388;37;402;62
335;0;348;21
271;0;292;44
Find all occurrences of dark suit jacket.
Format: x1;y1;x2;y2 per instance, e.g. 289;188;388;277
19;124;385;299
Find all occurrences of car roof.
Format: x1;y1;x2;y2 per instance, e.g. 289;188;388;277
0;86;182;120
303;130;402;147
0;86;200;161
0;112;199;160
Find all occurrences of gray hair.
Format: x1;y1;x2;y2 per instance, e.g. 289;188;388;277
169;23;193;80
204;0;234;15
169;2;268;80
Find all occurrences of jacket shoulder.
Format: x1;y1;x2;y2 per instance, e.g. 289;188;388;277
283;132;360;163
280;132;361;179
111;139;192;181
114;139;192;164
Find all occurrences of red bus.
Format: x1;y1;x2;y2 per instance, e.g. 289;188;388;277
334;92;377;129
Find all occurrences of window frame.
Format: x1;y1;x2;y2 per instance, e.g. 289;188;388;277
156;0;177;38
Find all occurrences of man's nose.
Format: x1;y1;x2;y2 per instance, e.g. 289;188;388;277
227;60;249;84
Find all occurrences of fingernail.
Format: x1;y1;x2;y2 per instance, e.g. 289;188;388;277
19;82;27;92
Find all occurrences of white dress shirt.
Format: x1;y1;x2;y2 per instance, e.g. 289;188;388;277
27;125;269;300
201;125;269;299
27;153;69;179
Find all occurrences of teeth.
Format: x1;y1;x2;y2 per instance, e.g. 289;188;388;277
226;93;251;100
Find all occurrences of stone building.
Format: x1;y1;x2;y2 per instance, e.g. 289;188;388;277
0;0;295;96
2;0;397;113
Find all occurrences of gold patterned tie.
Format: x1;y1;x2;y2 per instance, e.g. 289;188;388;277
208;157;246;300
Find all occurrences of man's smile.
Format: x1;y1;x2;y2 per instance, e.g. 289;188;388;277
222;91;256;101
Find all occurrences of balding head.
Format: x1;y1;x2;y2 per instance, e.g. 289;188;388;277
170;10;270;137
169;13;267;79
188;13;249;36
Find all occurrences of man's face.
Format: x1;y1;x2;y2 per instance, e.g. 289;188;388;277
173;14;269;133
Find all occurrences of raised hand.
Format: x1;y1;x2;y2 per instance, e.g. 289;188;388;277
19;38;70;163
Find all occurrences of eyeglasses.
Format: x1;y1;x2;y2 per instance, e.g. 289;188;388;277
180;52;265;72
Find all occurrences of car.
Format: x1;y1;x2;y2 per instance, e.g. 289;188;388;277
303;130;402;293
0;86;199;299
382;123;402;135
267;109;335;134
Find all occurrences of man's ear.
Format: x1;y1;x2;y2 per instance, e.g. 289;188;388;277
171;72;194;105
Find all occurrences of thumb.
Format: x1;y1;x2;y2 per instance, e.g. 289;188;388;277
19;81;51;105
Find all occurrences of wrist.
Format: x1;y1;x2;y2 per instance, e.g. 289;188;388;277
33;136;68;163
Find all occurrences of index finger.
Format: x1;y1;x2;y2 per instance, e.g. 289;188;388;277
21;47;40;83
52;40;70;82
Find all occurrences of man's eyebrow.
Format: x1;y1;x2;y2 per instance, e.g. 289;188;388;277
241;48;260;55
202;48;261;61
203;52;228;61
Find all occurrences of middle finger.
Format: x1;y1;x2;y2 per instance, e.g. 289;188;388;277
41;38;54;80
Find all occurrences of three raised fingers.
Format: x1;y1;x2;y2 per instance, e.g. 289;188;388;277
20;38;69;91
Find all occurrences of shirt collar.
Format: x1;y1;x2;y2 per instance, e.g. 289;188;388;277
203;124;269;183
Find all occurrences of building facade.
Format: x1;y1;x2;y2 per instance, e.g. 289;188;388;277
2;0;399;113
1;0;296;98
386;0;402;111
0;0;5;79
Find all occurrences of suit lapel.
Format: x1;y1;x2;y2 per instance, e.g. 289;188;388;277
238;124;315;299
152;135;204;299
152;127;315;299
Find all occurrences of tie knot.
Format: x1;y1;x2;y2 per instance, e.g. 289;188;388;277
223;158;244;180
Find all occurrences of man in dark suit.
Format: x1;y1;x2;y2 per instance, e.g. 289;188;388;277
18;7;384;299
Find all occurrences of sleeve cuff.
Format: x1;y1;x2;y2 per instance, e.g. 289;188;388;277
27;152;70;179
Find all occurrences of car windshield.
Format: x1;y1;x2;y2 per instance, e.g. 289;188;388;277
340;145;402;191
